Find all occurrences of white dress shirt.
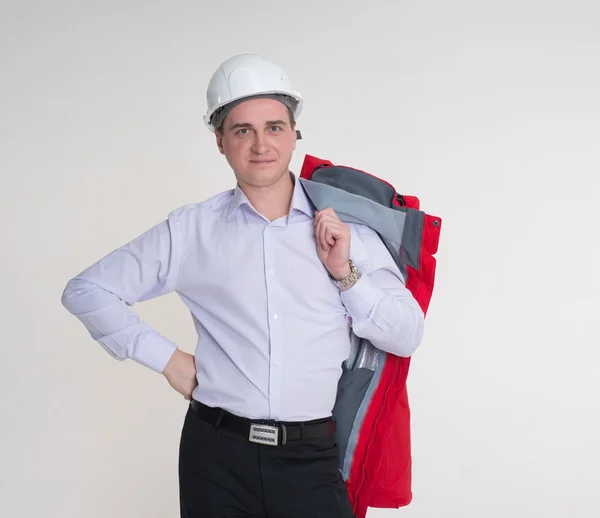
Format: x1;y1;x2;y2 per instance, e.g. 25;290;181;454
61;176;424;421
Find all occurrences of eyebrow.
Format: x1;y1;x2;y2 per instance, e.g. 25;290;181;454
228;120;289;131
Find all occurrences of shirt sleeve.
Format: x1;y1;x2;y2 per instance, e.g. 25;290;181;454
339;223;425;357
60;211;182;373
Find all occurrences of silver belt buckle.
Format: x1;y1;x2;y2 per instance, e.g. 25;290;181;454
249;423;280;446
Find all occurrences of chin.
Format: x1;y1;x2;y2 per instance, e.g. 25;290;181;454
246;166;281;179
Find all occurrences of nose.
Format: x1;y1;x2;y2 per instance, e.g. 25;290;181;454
251;133;267;155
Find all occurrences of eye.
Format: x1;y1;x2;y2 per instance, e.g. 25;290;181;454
236;128;251;136
269;125;282;133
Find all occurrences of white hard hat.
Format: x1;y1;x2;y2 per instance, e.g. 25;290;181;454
204;53;303;132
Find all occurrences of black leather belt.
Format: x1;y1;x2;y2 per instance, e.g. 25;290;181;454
190;399;336;447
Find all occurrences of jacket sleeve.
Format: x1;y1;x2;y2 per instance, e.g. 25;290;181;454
60;211;181;373
339;223;424;357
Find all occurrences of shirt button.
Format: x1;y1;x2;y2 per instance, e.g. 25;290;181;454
273;361;280;366
273;314;278;320
269;268;275;274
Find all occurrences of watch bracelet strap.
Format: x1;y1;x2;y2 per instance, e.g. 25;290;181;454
331;260;361;288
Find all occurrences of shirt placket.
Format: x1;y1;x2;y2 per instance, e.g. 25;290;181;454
263;224;283;420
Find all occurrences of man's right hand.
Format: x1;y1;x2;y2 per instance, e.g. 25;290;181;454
163;349;198;400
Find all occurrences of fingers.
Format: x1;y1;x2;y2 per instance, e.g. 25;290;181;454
314;209;347;251
317;207;336;217
319;217;333;251
316;216;337;251
325;227;336;247
317;220;326;251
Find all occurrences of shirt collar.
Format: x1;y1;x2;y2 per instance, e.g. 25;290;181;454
227;174;314;220
226;183;250;219
289;175;315;217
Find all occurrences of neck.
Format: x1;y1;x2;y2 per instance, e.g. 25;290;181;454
239;171;294;222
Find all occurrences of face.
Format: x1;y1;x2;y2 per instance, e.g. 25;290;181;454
216;98;297;189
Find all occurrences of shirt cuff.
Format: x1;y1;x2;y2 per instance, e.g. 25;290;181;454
339;274;382;323
131;329;179;374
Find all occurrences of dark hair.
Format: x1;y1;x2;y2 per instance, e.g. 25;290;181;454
215;106;296;135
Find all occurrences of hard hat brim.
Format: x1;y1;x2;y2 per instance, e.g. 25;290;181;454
204;91;303;132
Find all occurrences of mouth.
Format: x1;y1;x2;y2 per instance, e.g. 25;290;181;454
250;159;276;165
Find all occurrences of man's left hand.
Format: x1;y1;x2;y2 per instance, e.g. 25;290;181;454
314;208;352;280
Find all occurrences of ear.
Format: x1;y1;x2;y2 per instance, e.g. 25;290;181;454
292;123;297;151
215;131;225;155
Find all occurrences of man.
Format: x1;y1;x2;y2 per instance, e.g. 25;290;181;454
61;53;425;518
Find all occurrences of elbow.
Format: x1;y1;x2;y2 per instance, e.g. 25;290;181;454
403;317;425;357
61;279;78;313
61;278;93;313
391;308;425;358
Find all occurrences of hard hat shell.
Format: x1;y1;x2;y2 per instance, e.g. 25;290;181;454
204;53;303;132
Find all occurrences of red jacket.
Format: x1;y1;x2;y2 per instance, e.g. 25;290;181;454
300;154;441;518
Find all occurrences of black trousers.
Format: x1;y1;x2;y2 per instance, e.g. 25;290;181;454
178;404;355;518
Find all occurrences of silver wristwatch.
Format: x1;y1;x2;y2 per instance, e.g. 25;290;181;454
330;260;362;289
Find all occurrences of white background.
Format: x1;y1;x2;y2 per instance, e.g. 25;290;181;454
1;1;599;516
